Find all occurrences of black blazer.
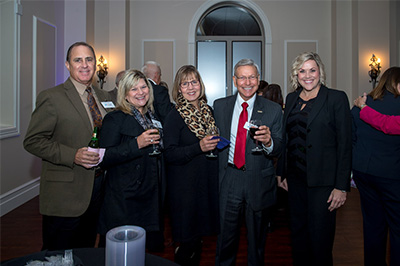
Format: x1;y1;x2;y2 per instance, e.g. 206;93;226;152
150;80;173;124
351;91;400;179
214;94;283;211
279;85;352;190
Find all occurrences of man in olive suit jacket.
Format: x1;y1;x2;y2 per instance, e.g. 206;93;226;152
24;42;114;250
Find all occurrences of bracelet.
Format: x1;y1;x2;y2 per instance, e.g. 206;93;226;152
360;104;367;109
341;190;346;193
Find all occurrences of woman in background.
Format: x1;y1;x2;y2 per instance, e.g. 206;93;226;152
98;69;165;252
354;92;400;135
262;83;284;109
351;67;400;266
277;52;352;266
163;65;220;266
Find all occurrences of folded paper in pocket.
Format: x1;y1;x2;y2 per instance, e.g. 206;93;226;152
211;136;231;149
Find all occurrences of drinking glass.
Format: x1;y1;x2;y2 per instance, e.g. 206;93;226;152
145;124;161;156
249;119;263;153
206;126;219;158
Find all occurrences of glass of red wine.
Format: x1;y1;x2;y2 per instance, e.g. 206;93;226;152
250;119;263;153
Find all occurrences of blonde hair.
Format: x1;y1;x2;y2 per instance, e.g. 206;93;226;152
117;69;154;114
172;65;206;103
290;52;326;90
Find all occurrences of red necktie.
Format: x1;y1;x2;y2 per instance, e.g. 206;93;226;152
86;87;102;128
234;102;248;169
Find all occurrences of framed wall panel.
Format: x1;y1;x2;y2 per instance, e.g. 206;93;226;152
0;0;21;139
32;16;57;110
284;40;318;97
142;40;175;94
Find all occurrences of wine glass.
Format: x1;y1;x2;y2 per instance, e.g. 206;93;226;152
206;126;219;158
145;124;161;156
249;119;263;153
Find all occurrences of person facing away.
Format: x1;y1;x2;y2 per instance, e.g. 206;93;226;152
23;41;115;250
108;69;126;104
163;65;220;266
141;61;173;124
351;66;400;266
262;83;284;110
277;51;352;266
213;58;283;266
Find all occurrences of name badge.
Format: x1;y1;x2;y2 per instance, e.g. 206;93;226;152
152;119;162;128
101;101;115;108
244;121;250;130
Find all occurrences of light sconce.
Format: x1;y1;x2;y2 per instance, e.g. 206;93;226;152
97;55;108;89
368;54;381;89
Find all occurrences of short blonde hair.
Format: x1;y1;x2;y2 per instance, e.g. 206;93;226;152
172;65;206;103
290;52;326;91
117;69;154;114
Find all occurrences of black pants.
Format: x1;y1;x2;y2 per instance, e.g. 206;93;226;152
42;175;104;251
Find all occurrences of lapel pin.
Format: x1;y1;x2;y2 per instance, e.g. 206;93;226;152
257;110;263;113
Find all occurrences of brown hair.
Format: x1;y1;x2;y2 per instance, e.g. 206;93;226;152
262;83;284;109
172;65;206;103
369;67;400;100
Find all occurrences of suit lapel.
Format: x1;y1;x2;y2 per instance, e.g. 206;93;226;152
64;78;93;133
221;95;236;140
307;85;328;127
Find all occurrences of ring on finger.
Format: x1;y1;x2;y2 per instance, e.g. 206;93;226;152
150;139;154;143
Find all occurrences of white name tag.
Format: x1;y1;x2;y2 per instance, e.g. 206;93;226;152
244;121;251;130
101;101;115;108
152;119;162;128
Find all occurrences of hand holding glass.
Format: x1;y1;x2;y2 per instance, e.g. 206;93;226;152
145;124;161;156
250;119;263;153
206;126;219;158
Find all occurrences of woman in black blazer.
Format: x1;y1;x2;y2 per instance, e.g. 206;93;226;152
98;69;165;251
277;52;352;266
351;67;400;266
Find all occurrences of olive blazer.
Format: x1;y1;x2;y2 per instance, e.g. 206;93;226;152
24;78;113;217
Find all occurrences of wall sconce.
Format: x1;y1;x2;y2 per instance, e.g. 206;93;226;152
368;54;381;89
97;55;108;89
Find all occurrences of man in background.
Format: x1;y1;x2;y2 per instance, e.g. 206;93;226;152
24;42;114;250
142;61;173;124
108;70;125;103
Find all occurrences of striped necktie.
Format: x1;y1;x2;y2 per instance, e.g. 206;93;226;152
86;87;102;128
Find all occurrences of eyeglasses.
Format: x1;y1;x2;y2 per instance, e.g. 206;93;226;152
180;80;200;88
235;75;259;82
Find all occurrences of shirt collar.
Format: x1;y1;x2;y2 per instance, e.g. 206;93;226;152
70;77;90;95
235;93;257;108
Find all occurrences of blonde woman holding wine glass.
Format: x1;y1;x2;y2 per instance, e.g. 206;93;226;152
163;65;220;266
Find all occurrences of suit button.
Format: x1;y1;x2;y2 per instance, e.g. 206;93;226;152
137;180;142;184
136;165;140;170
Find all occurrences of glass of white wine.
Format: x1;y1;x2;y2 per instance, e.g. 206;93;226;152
250;119;263;153
206;126;219;158
146;124;161;156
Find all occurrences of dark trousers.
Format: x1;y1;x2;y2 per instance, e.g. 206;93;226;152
287;176;336;266
42;174;104;251
216;167;270;266
353;170;400;266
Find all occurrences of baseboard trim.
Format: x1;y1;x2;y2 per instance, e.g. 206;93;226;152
0;177;40;217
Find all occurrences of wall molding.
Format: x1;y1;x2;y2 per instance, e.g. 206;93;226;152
0;177;40;217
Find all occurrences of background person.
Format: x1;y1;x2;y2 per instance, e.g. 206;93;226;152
142;61;173;124
256;79;268;96
354;92;400;135
108;70;125;103
23;42;114;250
262;83;284;109
277;52;351;266
351;67;400;266
163;65;220;266
214;58;283;266
98;69;165;252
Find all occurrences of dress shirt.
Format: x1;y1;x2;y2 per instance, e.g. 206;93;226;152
228;94;273;164
71;78;107;128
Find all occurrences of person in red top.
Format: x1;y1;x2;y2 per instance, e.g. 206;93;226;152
354;92;400;135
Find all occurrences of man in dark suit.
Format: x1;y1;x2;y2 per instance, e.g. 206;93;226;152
214;59;283;266
141;61;173;124
108;69;125;103
24;42;114;250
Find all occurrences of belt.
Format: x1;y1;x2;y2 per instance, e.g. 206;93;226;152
228;163;246;171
